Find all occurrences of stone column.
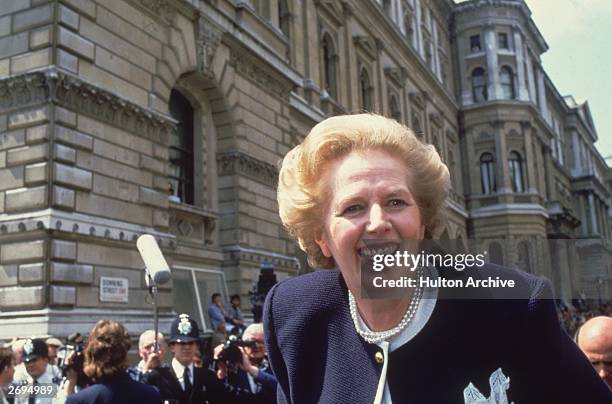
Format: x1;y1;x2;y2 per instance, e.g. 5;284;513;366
588;192;598;235
512;26;529;101
343;2;357;110
522;122;537;193
493;121;511;193
484;25;501;100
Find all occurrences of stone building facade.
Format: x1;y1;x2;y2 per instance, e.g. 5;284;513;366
0;0;609;339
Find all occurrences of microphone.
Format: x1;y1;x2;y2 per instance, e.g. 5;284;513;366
137;235;171;285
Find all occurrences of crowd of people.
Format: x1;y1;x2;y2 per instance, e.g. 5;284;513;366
558;299;612;336
0;294;277;404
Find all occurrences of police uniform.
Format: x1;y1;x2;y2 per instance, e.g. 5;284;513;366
143;314;233;404
12;339;61;404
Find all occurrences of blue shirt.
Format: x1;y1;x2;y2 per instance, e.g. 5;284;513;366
208;304;225;330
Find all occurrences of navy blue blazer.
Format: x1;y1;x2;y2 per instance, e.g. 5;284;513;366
263;265;612;403
66;373;161;404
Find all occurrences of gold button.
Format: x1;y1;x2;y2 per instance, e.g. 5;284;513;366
375;351;384;364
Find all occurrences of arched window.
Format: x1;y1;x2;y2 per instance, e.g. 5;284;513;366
489;242;503;265
472;68;487;103
278;0;290;38
169;88;195;205
322;34;337;99
509;151;524;192
517;241;531;273
412;114;423;139
389;95;401;122
359;67;372;111
500;66;515;99
480;152;496;194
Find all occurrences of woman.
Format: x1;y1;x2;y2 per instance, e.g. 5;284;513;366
263;114;611;403
66;320;161;404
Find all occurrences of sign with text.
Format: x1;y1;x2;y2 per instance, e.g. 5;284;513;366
100;277;129;303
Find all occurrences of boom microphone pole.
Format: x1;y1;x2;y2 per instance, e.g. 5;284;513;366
137;234;171;352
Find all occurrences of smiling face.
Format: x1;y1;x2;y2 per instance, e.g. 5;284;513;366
315;149;425;294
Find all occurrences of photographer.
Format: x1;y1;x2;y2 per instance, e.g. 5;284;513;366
56;333;90;398
214;324;277;404
127;331;167;382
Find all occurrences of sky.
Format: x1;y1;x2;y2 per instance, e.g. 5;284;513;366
457;0;612;164
524;0;612;163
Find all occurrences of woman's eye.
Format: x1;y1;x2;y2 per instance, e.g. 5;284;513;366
387;199;407;207
341;205;362;215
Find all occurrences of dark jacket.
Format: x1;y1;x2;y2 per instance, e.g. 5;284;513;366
65;373;161;404
263;265;612;403
143;365;229;404
224;363;278;404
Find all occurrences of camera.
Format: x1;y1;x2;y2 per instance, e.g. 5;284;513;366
216;335;257;373
57;333;91;388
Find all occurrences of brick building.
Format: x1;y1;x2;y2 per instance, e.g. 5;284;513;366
0;0;610;339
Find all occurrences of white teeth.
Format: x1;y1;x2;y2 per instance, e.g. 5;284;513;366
359;245;398;257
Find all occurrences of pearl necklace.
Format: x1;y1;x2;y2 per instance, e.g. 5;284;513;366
348;269;424;344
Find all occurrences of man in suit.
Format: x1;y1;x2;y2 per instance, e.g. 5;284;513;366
144;313;230;404
576;316;612;388
214;323;277;403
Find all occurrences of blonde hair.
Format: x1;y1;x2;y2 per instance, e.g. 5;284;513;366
83;320;131;380
278;113;449;269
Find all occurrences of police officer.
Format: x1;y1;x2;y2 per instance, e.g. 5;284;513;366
144;314;231;404
12;339;61;404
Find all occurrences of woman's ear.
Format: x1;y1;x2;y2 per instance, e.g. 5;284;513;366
315;235;332;258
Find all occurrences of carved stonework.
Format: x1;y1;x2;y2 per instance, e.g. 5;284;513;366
224;248;300;271
169;202;218;246
138;0;176;25
0;70;176;143
217;151;278;187
384;67;405;88
429;112;443;128
353;36;377;60
228;50;292;98
409;91;425;109
54;70;175;144
0;71;49;110
197;16;223;80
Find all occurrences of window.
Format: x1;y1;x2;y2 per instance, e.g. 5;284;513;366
500;66;515;99
470;34;481;52
322;34;337;99
489;242;503;265
169;89;195;205
404;14;414;45
390;95;401;122
480;152;496;194
278;0;290;37
498;32;509;49
472;68;487;103
359;67;372;111
382;0;392;17
517;242;531;273
173;267;229;331
508;151;524;192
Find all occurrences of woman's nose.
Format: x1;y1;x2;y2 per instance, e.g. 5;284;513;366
366;204;390;234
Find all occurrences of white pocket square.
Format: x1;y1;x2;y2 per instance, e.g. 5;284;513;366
463;368;514;404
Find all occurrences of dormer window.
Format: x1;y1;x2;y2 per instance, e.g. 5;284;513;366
470;35;481;52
